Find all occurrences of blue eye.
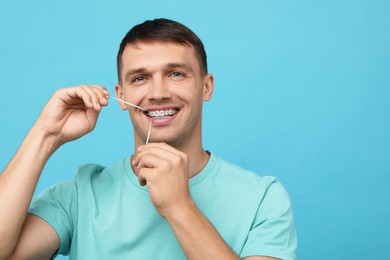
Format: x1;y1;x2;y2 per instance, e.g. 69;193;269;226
171;71;183;77
133;76;145;82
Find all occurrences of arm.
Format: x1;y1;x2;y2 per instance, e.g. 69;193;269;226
132;143;279;260
0;85;109;259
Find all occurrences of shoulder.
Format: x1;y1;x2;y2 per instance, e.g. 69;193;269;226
211;155;293;207
213;155;277;191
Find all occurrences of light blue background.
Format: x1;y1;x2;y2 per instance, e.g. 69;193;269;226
1;0;389;259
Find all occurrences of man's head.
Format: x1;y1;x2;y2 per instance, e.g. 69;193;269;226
117;18;207;83
115;19;214;149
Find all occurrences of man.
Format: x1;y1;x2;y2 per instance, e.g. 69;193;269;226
0;19;297;259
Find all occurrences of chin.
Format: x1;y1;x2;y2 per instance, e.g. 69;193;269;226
148;135;186;148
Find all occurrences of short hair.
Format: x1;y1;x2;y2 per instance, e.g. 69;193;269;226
117;18;208;82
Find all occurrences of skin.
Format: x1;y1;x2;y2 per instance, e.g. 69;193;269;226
0;42;278;259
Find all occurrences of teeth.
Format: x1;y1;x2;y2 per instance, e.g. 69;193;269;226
147;109;177;118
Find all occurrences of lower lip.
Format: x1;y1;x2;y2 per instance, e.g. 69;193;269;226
144;112;179;126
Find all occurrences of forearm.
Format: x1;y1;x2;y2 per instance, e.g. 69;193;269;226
166;200;240;260
0;125;58;257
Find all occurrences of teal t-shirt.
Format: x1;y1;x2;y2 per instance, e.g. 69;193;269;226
29;153;297;259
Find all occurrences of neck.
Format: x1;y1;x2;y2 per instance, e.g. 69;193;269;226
180;139;210;179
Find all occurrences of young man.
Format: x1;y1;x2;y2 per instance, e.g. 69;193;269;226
0;19;297;259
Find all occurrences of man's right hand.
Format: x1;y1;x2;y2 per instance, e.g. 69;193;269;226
35;85;109;147
0;84;109;259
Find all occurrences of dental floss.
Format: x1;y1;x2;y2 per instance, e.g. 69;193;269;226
145;119;153;144
110;96;149;112
110;95;152;144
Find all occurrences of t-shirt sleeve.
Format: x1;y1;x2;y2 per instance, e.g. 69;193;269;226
28;180;77;256
240;178;297;260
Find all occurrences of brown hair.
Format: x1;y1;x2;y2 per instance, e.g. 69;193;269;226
117;18;208;82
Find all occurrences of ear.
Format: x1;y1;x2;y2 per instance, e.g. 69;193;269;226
114;84;128;110
202;74;214;101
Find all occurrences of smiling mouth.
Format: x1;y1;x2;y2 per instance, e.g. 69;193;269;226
145;109;179;119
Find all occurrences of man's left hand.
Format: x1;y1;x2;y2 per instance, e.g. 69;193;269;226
131;143;192;218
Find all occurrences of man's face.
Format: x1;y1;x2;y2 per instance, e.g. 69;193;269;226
115;41;213;148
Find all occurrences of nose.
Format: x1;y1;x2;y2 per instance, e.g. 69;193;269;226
147;76;171;102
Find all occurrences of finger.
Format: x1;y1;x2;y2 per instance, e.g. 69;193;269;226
90;84;109;95
61;86;94;109
132;145;169;167
89;86;108;107
136;155;167;186
135;153;168;172
80;85;102;111
133;143;186;166
90;84;110;105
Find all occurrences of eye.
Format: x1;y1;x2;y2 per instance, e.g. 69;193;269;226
133;76;146;82
170;71;184;78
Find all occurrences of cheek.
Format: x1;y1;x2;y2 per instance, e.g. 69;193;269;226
122;88;148;105
176;91;202;107
175;82;204;100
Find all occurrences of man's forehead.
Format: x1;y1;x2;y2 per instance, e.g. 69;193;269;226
121;41;198;70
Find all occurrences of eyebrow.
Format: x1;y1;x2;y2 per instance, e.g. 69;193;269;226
124;68;148;82
165;62;193;73
124;63;194;82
